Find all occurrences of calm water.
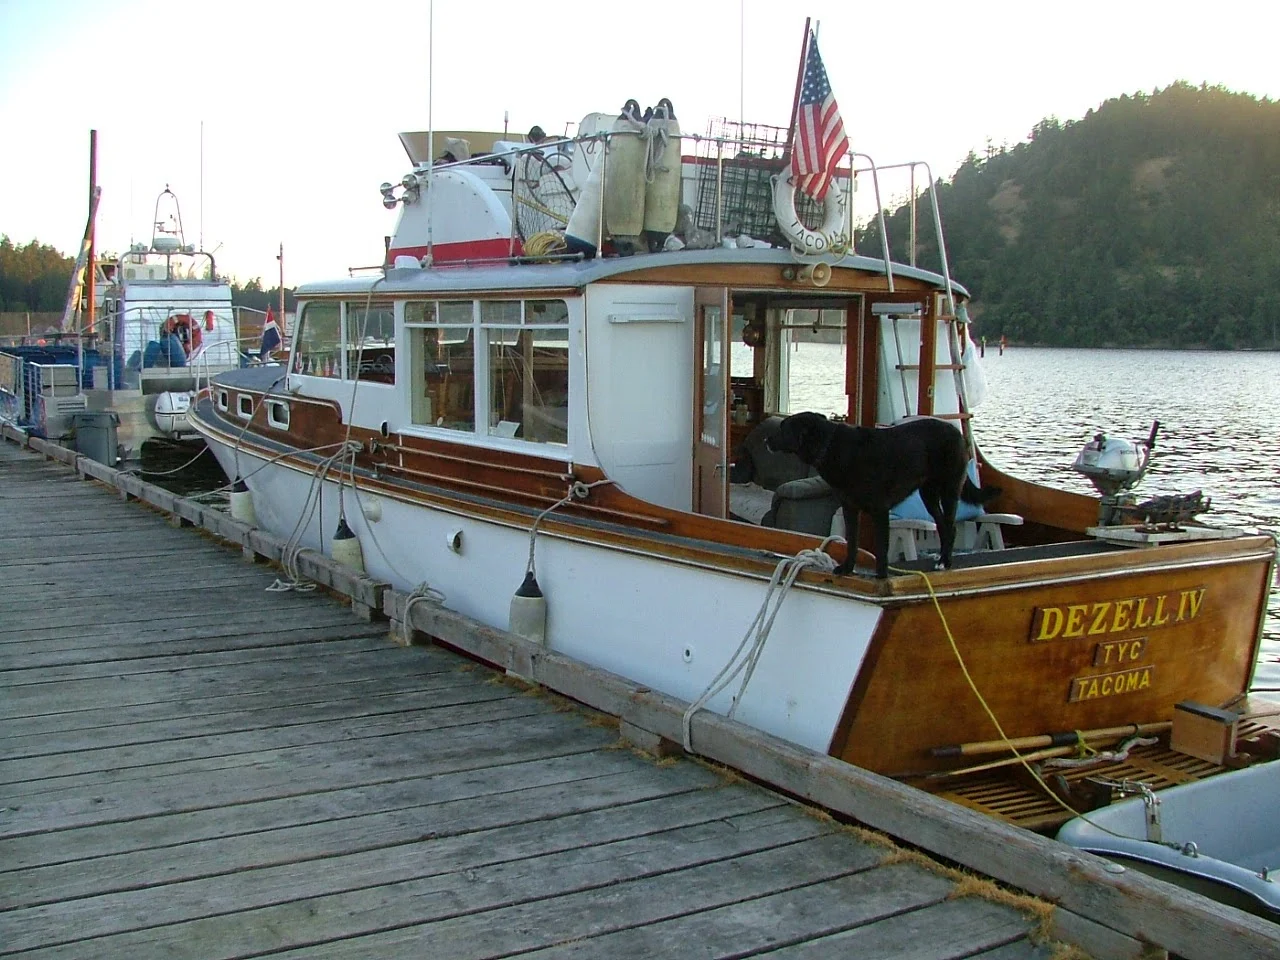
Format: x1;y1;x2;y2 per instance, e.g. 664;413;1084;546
779;343;1280;690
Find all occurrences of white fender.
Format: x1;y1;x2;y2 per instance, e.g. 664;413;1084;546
565;156;604;255
603;101;647;238
771;172;849;255
642;99;681;236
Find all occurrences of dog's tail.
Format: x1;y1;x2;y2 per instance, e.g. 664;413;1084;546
962;478;1002;506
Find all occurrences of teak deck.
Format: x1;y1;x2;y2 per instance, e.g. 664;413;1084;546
0;440;1053;959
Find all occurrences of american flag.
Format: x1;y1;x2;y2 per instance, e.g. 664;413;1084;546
791;32;849;202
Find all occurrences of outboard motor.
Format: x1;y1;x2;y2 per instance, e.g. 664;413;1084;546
1072;421;1159;525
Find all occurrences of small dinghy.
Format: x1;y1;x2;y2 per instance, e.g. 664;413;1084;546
1057;760;1280;918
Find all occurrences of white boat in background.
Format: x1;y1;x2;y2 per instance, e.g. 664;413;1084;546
86;186;243;460
1058;759;1280;918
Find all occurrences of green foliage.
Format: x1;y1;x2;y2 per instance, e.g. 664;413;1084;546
229;278;296;313
859;83;1280;349
0;237;295;315
0;236;73;313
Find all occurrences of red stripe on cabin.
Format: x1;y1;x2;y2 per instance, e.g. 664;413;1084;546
388;237;523;265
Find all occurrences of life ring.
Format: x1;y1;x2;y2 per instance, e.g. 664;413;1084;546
771;172;849;255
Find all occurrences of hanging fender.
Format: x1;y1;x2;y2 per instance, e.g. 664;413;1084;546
771;172;849;255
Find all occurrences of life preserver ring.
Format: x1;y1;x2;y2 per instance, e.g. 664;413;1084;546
771;172;849;255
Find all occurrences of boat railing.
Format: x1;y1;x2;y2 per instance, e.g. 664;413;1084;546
387;119;956;298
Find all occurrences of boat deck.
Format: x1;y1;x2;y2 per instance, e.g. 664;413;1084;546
0;439;1057;959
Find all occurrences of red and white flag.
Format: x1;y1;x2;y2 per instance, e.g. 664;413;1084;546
791;32;849;202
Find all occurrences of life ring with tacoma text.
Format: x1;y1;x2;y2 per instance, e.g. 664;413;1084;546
772;172;849;255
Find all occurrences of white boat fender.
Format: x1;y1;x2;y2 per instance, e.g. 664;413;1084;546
603;100;648;244
564;154;604;259
509;569;547;646
771;170;849;256
331;517;366;573
642;98;681;244
229;477;256;525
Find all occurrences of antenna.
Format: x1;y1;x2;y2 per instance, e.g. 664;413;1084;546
199;120;204;250
739;0;744;130
425;0;435;266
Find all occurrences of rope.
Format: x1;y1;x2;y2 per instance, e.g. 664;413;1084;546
682;537;842;753
524;478;614;579
124;443;211;477
264;441;361;593
895;565;1137;839
524;230;568;258
400;581;447;645
1043;734;1159;770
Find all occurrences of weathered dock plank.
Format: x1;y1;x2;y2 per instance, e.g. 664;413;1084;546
0;437;1117;959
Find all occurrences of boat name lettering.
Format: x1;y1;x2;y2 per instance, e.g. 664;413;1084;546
1068;665;1154;702
1030;587;1206;642
1093;636;1148;666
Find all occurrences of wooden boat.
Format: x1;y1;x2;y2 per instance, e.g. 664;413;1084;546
189;109;1278;826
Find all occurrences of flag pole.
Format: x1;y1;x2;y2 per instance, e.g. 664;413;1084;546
782;18;811;161
277;243;285;337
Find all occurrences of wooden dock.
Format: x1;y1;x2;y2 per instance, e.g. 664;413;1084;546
3;431;1278;960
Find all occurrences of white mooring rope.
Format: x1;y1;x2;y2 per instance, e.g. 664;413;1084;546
682;536;842;753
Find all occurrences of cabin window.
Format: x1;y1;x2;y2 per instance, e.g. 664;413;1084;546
267;401;290;430
216;389;229;411
237;394;254;419
774;307;848;416
292;302;342;378
345;301;396;384
482;299;569;444
406;300;476;432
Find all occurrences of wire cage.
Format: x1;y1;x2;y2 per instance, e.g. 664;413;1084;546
692;118;828;247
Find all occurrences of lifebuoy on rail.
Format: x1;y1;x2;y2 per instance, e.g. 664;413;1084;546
771;172;849;255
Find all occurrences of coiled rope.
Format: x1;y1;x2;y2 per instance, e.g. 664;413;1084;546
682;537;842;753
400;581;448;645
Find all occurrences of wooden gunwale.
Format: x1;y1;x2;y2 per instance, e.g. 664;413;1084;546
376;460;672;528
195;399;1277;614
376;440;574;482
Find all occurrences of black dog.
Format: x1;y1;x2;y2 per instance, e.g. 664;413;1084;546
767;412;1000;578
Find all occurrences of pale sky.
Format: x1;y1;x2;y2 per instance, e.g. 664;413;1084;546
1;0;1276;286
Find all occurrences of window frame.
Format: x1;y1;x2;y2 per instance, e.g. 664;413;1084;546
402;296;572;449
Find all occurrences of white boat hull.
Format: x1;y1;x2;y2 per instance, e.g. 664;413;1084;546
206;439;880;754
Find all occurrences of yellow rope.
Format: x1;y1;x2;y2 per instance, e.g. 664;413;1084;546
524;230;567;260
893;565;1131;837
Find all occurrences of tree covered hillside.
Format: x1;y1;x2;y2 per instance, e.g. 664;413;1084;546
862;83;1280;349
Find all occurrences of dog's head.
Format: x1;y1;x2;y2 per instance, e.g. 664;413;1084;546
765;411;831;464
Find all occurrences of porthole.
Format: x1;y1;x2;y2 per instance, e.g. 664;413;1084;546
267;401;290;430
216;389;229;411
237;394;254;419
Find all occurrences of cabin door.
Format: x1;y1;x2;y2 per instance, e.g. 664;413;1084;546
693;287;731;517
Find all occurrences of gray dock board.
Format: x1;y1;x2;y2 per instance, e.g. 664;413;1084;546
0;438;1070;959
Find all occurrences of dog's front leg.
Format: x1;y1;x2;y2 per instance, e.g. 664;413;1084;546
872;511;891;579
833;504;860;575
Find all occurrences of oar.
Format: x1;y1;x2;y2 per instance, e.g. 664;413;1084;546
930;721;1171;759
925;743;1096;780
